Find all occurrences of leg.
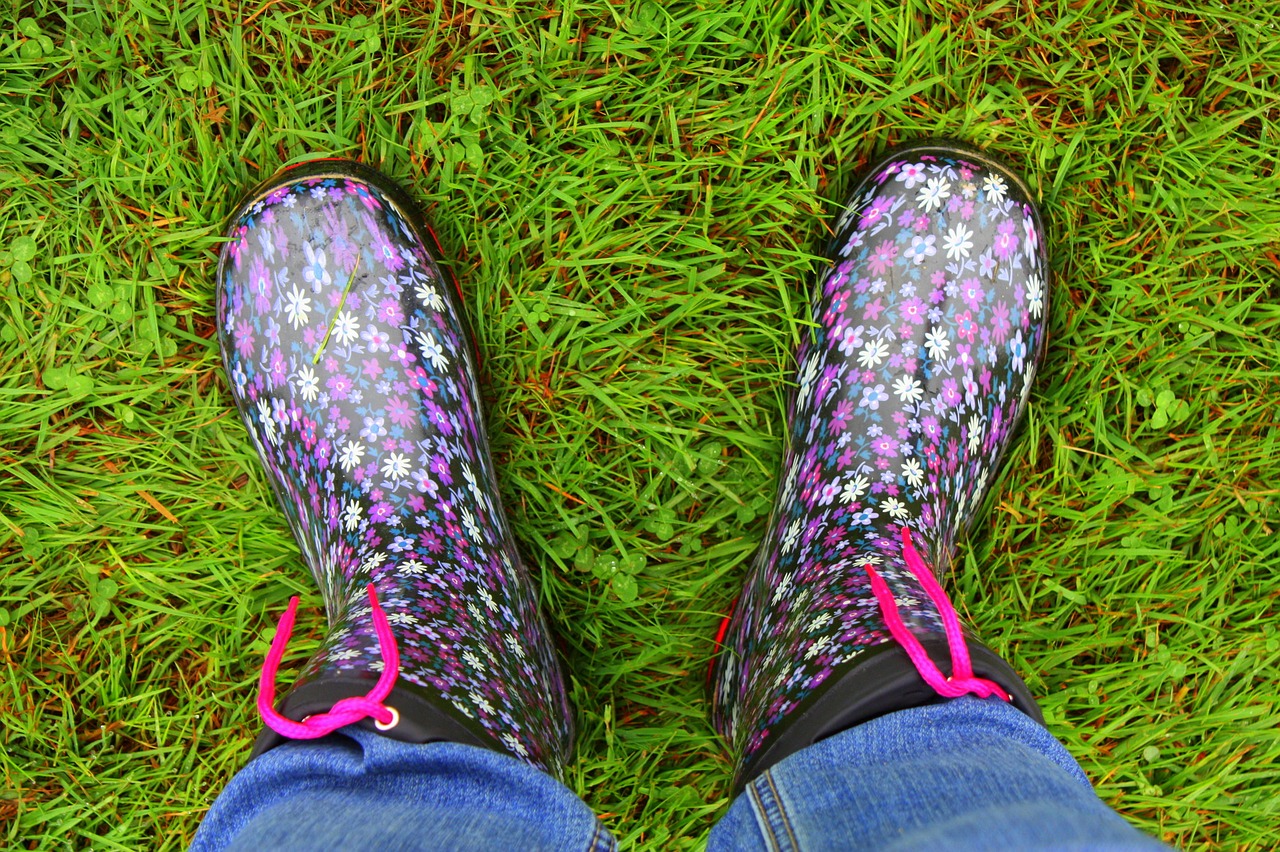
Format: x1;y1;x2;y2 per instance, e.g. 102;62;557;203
709;698;1168;851
708;142;1167;847
193;729;611;851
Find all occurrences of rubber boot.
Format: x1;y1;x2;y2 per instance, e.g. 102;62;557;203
711;140;1050;792
216;160;573;777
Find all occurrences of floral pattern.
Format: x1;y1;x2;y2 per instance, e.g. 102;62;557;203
217;166;573;776
710;147;1050;778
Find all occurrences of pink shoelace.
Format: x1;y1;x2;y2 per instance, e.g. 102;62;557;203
864;527;1011;702
258;583;401;738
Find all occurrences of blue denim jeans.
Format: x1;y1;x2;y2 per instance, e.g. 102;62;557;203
192;698;1169;851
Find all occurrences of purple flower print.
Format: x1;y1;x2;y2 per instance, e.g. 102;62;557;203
301;241;332;293
1009;331;1027;373
895;162;927;188
371;234;404;275
994;219;1017;259
904;234;937;264
858;384;889;410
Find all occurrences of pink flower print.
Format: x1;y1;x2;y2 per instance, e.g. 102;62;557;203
250;255;273;312
268;350;287;387
362;357;383;380
815;365;841;405
837;445;856;470
865;299;884;322
831;399;854;430
955;310;977;343
388;397;414;428
327;373;353;401
349;181;381;211
963;374;980;407
939;379;961;411
370;501;394;524
960;278;984;311
824;260;855;296
233;322;255;357
1023;215;1039;258
956;343;974;370
825;290;851;323
900;297;926;325
377;298;404;326
859;194;895;229
370;222;405;273
867;240;898;275
227;226;249;268
991;301;1012;343
993;219;1017;260
872;435;899;458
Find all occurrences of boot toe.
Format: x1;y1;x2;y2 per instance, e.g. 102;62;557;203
814;141;1050;541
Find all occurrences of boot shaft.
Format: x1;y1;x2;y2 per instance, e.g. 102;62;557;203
713;142;1049;786
218;162;573;775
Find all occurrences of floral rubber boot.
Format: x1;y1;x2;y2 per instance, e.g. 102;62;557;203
711;140;1049;792
217;160;573;778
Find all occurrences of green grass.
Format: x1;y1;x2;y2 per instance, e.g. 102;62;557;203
2;0;1278;848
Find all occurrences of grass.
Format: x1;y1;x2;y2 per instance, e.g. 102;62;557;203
1;0;1278;848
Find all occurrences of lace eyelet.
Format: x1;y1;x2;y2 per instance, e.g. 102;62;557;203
374;705;401;731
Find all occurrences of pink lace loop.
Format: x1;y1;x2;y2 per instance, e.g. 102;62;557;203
863;528;1011;703
257;583;401;739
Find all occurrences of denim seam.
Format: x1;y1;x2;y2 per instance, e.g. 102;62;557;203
747;770;799;852
586;818;615;852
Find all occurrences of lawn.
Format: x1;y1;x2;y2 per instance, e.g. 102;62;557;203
1;0;1278;848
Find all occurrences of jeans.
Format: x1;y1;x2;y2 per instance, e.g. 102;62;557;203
192;698;1169;851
